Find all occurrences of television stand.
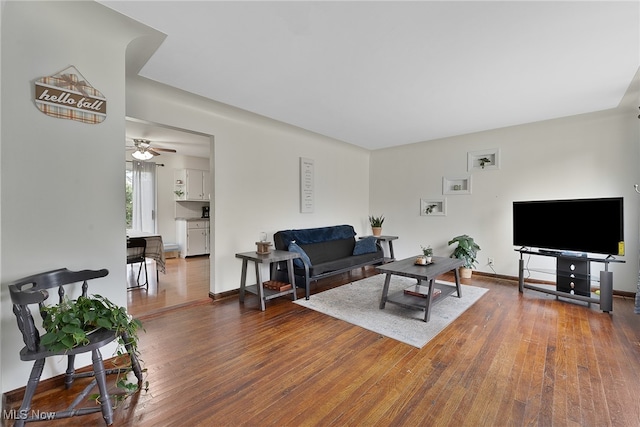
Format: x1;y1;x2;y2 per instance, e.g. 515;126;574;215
516;249;625;312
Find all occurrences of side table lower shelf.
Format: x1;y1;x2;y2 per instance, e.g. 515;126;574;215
242;284;294;302
236;250;300;311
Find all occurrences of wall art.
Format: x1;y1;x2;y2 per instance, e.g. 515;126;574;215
442;175;472;195
300;157;314;213
34;66;107;124
420;198;447;216
467;148;500;171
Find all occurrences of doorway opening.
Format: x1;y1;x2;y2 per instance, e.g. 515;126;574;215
125;117;214;317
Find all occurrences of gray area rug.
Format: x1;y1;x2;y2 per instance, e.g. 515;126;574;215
294;275;489;348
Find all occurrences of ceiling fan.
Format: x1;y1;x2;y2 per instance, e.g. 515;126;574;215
128;139;176;161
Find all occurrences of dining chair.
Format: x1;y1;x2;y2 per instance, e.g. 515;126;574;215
127;237;148;290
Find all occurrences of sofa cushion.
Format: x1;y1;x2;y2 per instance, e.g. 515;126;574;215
274;225;356;249
300;238;355;265
288;242;311;268
309;250;384;276
353;236;378;255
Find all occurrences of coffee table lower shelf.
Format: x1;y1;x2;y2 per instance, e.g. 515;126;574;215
377;255;464;322
385;282;459;312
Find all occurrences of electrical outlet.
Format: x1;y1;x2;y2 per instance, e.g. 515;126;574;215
488;257;494;266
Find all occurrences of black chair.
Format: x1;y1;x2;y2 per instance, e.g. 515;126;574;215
8;268;143;426
127;237;148;290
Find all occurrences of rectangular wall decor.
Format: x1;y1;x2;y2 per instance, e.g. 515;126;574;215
442;175;472;195
420;198;447;216
300;157;314;213
467;148;500;171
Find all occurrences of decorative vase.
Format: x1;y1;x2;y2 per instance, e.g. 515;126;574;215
256;241;272;254
460;267;472;279
372;227;382;237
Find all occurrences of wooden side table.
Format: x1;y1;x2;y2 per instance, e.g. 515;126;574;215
360;235;398;261
235;250;300;311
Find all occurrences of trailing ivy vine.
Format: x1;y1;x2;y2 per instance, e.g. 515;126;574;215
40;294;147;402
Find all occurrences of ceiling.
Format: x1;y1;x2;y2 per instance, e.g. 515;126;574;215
104;1;639;152
125;119;211;159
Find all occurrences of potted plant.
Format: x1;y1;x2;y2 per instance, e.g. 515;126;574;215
448;234;481;278
369;215;385;236
478;157;492;169
425;204;437;215
41;294;147;402
420;245;433;263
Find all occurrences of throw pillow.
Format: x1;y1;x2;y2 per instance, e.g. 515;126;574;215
288;241;311;268
353;236;378;255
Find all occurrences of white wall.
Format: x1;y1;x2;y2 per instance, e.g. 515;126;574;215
126;77;372;295
0;1;160;393
370;76;640;292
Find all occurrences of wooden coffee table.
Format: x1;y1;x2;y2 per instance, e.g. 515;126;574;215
377;256;464;322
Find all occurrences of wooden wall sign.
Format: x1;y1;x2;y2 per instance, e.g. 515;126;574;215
300;157;314;213
34;66;107;124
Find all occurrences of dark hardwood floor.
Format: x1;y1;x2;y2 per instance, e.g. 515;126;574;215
4;258;640;426
126;255;211;318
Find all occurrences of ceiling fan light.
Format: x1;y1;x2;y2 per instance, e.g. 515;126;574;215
132;150;153;161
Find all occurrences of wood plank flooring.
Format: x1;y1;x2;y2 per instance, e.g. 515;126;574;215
4;259;640;426
126;255;211;318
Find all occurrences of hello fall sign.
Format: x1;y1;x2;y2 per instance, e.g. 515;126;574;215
34;66;106;124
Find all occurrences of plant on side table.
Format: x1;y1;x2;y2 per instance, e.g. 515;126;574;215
41;294;147;403
448;234;481;278
369;214;385;237
420;245;433;263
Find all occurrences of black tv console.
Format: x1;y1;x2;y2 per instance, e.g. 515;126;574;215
516;249;625;312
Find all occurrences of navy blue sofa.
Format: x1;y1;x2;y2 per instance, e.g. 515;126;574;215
273;225;384;299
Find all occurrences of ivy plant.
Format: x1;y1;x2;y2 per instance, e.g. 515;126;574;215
40;294;147;402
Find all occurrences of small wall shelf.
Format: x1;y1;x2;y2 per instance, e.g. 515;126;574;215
420;198;446;216
467;148;500;171
442;175;472;195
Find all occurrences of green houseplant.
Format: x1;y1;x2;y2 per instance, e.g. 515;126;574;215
41;294;146;401
421;245;433;257
478;157;492;169
448;234;481;278
369;215;385;236
420;245;433;263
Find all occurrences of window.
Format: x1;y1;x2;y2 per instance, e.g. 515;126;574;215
126;165;133;228
126;161;157;233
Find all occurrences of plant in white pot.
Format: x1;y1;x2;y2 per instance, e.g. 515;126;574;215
448;234;480;278
420;245;433;263
368;215;385;237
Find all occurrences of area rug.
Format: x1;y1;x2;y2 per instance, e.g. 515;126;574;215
294;275;489;348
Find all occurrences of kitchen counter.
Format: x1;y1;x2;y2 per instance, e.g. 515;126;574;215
175;217;210;221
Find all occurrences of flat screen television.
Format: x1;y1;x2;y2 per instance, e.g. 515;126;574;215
513;197;624;256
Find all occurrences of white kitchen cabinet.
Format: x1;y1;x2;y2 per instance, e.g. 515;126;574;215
174;169;210;201
201;170;211;201
176;219;210;257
